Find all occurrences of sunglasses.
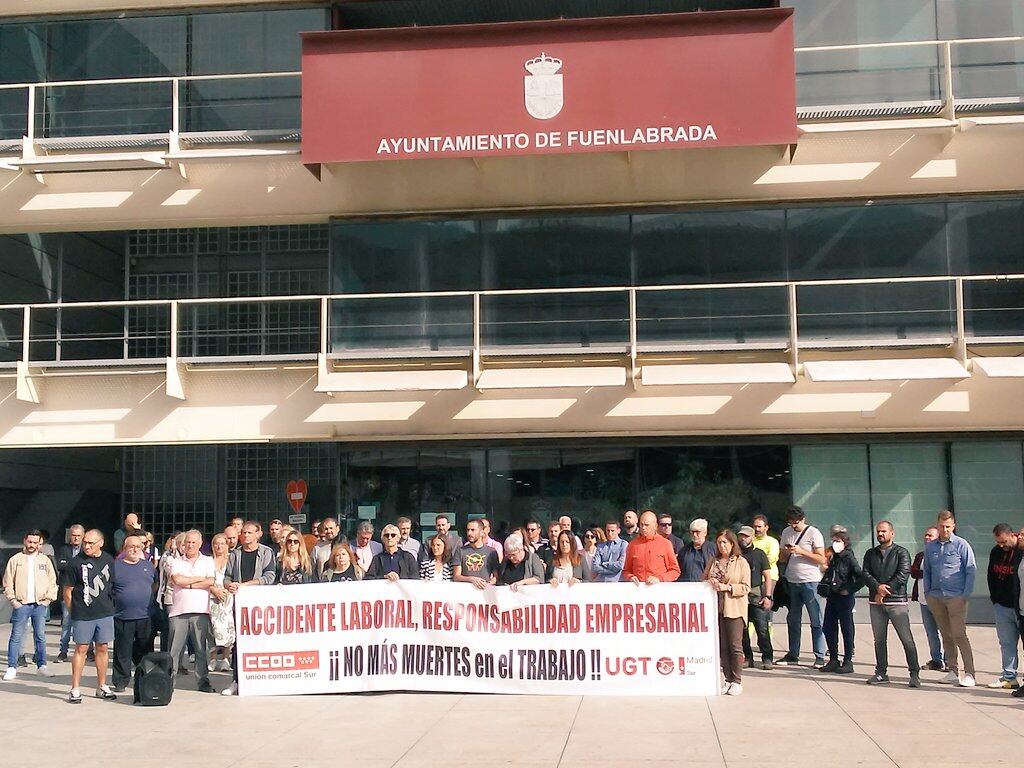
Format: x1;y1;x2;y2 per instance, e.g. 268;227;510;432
383;533;398;538
659;522;672;528
584;533;597;538
286;538;300;544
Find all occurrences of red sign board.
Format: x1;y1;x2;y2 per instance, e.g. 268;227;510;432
286;479;307;513
301;9;796;164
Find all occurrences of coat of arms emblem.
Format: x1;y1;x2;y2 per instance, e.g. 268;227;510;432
524;52;563;120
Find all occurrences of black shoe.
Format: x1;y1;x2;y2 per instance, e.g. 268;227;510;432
1010;686;1024;698
821;659;840;673
17;655;27;668
779;655;800;665
744;657;755;669
55;653;68;663
924;660;945;672
866;674;890;685
761;660;774;671
909;675;921;689
86;651;95;662
197;679;216;694
112;684;127;693
837;660;854;674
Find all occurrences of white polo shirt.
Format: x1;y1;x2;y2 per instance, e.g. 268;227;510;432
169;553;215;617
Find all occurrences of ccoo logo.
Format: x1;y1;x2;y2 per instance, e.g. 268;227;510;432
242;650;319;672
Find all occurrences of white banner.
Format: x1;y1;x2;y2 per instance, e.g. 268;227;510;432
234;580;720;697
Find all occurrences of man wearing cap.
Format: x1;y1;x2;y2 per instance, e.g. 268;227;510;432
739;525;775;670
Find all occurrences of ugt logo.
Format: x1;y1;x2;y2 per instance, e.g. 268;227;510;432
524;52;563;120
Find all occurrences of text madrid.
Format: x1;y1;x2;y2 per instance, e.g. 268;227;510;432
238;599;710;636
374;125;720;155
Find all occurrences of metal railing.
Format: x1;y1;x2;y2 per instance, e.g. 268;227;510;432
0;35;1021;145
2;273;1023;372
0;71;301;143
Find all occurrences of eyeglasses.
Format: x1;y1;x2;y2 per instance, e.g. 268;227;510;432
83;540;100;546
584;533;597;539
689;530;701;535
285;538;300;545
383;533;398;538
659;522;672;528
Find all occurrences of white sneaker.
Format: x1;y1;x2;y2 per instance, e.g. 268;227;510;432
726;682;743;696
221;682;237;696
219;660;231;672
959;674;976;688
37;666;55;678
987;679;1016;689
2;667;15;681
938;671;960;685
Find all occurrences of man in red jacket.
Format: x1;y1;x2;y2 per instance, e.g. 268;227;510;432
623;511;681;584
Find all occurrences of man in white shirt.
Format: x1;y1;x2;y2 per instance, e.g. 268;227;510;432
352;521;382;573
397;516;421;559
778;506;828;668
312;517;342;579
168;529;216;693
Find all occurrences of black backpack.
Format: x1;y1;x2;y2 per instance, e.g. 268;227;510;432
134;652;174;706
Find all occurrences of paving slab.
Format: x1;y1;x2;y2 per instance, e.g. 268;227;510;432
2;623;1023;767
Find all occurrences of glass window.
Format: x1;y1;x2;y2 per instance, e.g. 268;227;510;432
186;8;325;131
948;199;1024;340
789;203;952;343
792;444;873;556
488;447;635;531
482;215;629;290
482;215;630;349
331;220;478;353
788;0;940;108
950;442;1024;571
939;1;1024;103
633;209;786;285
45;17;186;137
868;443;949;555
639;445;791;535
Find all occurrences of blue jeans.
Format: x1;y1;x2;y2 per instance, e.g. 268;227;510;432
993;603;1022;681
59;607;74;654
823;593;856;662
787;581;826;660
919;600;944;664
7;603;48;669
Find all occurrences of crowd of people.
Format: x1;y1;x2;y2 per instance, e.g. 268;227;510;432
3;505;1024;701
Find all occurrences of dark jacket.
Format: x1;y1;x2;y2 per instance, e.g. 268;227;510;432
819;549;866;597
366;549;419;580
987;545;1022;609
224;544;278;586
57;544;82;575
861;544;912;603
910;550;925;601
678;540;717;583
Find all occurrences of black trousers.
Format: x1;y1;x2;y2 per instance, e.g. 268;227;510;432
113;616;154;688
742;601;774;663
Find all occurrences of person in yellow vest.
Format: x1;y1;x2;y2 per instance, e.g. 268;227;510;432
752;514;780;582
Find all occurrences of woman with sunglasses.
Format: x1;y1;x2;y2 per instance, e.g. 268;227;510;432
582;526;605;581
277;532;313;585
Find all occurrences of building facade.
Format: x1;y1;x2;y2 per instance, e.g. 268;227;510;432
1;1;1023;609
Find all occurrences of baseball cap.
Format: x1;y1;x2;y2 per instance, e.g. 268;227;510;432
738;525;755;537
